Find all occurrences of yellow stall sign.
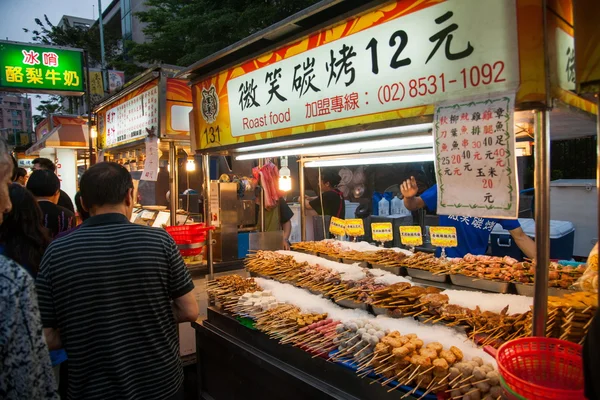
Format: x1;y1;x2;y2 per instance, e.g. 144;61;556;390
400;226;423;247
371;222;393;243
429;226;458;248
329;217;346;237
345;219;365;237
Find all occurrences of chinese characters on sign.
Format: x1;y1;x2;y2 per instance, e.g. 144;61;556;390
429;226;458;247
399;226;423;247
105;86;159;147
142;135;159;181
222;0;518;138
371;222;393;243
0;41;84;93
345;219;365;237
555;27;576;92
434;93;518;218
329;217;347;237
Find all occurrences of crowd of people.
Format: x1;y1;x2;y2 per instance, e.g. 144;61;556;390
0;139;198;400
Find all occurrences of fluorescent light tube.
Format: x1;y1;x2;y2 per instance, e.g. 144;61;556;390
236;134;433;160
234;123;433;153
304;150;434;168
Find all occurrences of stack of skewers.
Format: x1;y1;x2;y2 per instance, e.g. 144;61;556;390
207;275;262;310
208;276;504;400
525;291;598;344
399;252;453;273
246;250;534;347
335;327;504;400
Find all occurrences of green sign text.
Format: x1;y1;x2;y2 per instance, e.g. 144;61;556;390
0;41;84;93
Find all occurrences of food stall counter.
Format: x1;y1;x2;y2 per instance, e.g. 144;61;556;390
192;307;420;400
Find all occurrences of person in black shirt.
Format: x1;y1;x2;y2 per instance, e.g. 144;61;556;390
26;170;75;238
305;169;345;219
32;157;75;213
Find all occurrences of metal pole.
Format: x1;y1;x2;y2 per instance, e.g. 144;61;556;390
202;154;214;280
597;93;600;300
169;142;177;226
97;0;108;93
84;50;95;166
532;109;550;336
299;157;306;241
258;158;265;232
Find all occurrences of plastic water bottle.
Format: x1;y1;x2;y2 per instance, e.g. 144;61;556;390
378;197;390;216
391;196;403;215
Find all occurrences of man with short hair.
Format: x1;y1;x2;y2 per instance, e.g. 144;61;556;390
0;139;59;399
32;157;75;213
37;162;198;400
27;169;75;238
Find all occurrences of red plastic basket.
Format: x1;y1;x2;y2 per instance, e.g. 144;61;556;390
495;337;584;400
165;224;213;256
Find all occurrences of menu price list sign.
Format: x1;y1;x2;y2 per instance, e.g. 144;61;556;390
345;219;365;237
371;222;393;242
433;93;518;218
429;226;458;248
105;86;159;147
400;226;423;247
329;217;347;237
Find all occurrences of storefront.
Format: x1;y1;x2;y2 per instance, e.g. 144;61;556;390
94;65;196;227
179;0;597;398
26;114;90;202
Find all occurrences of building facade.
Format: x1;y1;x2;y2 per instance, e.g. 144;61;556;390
0;92;33;146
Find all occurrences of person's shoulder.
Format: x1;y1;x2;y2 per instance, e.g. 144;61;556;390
0;255;32;293
55;204;75;217
125;223;173;240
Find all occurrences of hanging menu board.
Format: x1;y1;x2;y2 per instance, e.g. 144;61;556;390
105;85;159;147
433;93;518;218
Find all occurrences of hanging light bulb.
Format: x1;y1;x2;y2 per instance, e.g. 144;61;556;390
186;159;196;172
278;156;292;192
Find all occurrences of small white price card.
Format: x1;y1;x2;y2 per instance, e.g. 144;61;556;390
140;210;156;220
141;135;159;181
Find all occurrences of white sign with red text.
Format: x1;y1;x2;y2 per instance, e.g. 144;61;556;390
105;86;159;147
433;92;518;218
227;0;518;137
141;135;159;181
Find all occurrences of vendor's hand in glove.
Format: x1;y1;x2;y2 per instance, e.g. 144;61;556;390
400;176;419;199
